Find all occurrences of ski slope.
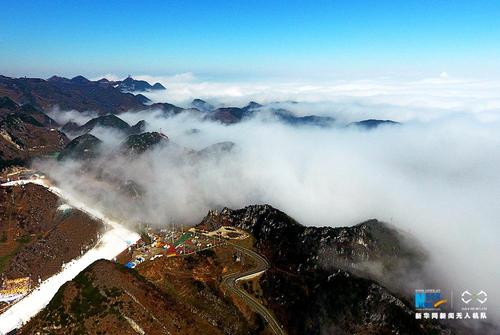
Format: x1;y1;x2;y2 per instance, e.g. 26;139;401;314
0;179;140;334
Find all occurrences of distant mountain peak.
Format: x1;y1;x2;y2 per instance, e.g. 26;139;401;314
130;120;147;134
58;133;102;161
244;101;262;110
70;75;90;83
117;76;165;92
152;82;166;90
47;75;69;82
85;114;130;129
122;76;135;84
350;119;400;129
122;131;169;155
191;98;214;112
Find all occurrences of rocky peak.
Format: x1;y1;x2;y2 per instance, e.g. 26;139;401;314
201;204;425;280
70;114;131;136
58;133;102;161
121;131;169;155
151;82;166;90
191;98;214;112
243;101;262;111
117;76;164;92
129;120;147;134
70;75;91;84
47;75;69;83
61;121;80;134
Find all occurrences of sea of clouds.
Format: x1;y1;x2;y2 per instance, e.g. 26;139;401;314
44;74;500;324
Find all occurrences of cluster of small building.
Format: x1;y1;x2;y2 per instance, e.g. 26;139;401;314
0;168;46;184
124;228;225;269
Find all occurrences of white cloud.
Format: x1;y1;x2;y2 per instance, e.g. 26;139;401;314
108;74;500;125
47;107;98;127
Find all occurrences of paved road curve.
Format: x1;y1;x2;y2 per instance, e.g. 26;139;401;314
221;243;286;335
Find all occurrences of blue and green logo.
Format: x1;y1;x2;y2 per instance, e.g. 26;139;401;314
415;289;447;309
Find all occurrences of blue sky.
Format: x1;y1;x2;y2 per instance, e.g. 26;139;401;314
1;0;499;80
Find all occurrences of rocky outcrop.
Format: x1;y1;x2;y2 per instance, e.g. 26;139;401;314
200;205;453;335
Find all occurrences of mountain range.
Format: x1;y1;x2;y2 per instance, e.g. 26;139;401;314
0;75;397;127
0;74;491;335
0;75;399;170
16;204;470;335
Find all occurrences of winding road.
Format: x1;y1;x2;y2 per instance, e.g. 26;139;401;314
221;243;286;335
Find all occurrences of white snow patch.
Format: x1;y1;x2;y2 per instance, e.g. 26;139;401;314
57;204;72;212
124;315;146;335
